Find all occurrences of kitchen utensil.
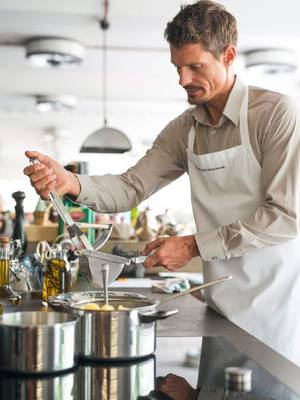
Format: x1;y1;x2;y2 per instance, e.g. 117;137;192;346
0;311;78;373
36;240;52;261
101;263;109;306
48;291;178;361
30;158;94;252
79;250;156;287
29;158;123;288
80;249;130;286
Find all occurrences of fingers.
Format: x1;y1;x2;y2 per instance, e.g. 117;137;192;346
23;164;55;186
143;236;198;271
142;237;166;255
34;173;56;191
156;374;192;400
143;252;161;269
30;167;54;184
25;150;49;165
143;249;176;270
23;153;57;198
23;162;45;177
142;237;168;269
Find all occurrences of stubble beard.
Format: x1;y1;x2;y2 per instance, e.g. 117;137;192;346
187;95;206;105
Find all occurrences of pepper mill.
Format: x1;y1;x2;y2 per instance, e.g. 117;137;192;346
12;191;27;254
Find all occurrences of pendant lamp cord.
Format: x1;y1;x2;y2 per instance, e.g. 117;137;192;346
100;0;109;127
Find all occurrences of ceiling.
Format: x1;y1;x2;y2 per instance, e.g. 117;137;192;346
1;0;300;203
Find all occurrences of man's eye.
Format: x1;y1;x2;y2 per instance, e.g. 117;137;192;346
191;65;202;71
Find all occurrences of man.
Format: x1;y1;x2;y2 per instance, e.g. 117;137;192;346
24;1;300;366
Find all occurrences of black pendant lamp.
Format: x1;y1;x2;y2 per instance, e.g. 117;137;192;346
80;0;132;154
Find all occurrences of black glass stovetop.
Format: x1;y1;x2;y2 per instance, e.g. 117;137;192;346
0;336;298;400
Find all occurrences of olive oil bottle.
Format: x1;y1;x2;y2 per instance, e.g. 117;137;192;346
0;237;10;286
42;247;70;306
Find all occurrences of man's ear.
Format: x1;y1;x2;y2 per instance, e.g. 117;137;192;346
223;45;237;66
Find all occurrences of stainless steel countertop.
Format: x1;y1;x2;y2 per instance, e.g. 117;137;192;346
115;286;300;397
4;282;300;397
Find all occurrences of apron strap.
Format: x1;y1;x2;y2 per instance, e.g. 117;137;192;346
187;124;196;151
239;87;251;148
188;86;251;152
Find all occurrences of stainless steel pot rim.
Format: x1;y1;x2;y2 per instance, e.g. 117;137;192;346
69;301;154;312
0;311;78;327
48;290;159;312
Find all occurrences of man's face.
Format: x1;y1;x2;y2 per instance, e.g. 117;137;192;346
170;43;228;105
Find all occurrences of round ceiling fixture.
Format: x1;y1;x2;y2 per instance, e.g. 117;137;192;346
244;48;298;75
80;126;132;154
26;37;85;67
36;95;77;112
80;0;132;154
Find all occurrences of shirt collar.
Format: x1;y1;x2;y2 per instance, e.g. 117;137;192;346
192;76;246;127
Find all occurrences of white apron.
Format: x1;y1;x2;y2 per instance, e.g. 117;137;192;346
187;86;300;366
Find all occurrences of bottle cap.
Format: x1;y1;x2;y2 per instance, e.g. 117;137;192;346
225;366;252;392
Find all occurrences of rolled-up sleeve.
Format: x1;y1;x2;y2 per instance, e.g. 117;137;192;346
75;118;189;213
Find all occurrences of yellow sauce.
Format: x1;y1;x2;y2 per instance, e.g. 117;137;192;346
99;304;115;311
79;303;129;311
117;305;129;311
80;303;101;310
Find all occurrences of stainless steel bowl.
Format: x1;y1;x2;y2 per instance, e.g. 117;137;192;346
48;291;178;361
0;311;79;373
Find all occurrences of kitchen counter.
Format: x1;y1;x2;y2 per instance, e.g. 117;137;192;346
2;284;300;399
122;286;300;397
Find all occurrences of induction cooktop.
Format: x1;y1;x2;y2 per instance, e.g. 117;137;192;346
0;336;298;400
155;336;300;400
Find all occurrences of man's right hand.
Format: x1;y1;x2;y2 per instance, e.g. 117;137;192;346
23;150;81;200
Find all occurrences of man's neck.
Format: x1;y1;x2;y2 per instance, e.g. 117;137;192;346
204;74;236;126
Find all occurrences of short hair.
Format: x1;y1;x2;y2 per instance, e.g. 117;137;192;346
164;0;238;58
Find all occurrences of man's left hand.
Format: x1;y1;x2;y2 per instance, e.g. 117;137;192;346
156;373;198;400
142;235;199;271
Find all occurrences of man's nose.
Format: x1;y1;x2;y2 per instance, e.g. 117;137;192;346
179;69;193;87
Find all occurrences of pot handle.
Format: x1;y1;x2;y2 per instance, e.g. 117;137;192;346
139;309;178;323
47;298;70;312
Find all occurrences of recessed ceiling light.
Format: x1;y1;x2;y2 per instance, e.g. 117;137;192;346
36;95;77;112
244;48;298;75
26;37;85;68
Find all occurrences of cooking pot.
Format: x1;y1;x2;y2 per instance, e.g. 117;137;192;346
0;367;78;400
48;291;178;361
79;356;155;399
0;311;79;374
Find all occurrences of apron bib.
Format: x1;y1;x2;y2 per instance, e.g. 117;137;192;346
187;86;300;366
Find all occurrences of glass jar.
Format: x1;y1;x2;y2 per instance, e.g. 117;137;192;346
0;237;10;286
42;247;71;306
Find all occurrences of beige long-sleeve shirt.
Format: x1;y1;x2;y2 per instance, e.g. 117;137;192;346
76;77;300;261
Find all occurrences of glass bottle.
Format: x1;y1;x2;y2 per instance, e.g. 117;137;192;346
0;237;10;286
42;247;71;306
